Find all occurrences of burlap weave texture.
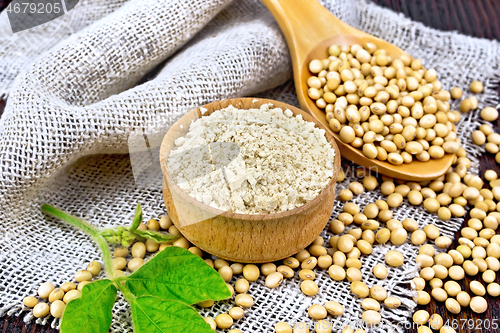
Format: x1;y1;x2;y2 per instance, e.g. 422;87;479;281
1;0;499;332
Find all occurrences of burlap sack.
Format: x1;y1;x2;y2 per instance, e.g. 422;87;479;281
1;0;499;331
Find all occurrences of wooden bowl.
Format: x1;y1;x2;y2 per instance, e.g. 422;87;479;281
159;98;341;263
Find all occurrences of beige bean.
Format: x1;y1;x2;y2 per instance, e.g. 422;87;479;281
33;303;50;318
308;304;328;320
235;294;254;308
361;298;381;311
315;320;332;333
470;296;487;313
385;250;404;267
362;310;381;325
300;280;319;296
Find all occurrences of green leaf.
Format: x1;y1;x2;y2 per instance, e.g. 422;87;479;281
131;296;213;333
126;247;231;304
60;279;117;333
131;229;179;243
130;203;143;231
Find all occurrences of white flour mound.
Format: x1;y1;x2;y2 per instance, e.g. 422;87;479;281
167;104;336;214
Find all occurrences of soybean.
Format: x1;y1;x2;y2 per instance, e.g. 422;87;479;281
308;304;328;320
385;250;404;267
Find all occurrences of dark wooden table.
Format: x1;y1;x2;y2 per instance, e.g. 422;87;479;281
1;0;499;332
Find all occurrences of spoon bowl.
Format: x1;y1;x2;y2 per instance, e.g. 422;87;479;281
262;0;455;180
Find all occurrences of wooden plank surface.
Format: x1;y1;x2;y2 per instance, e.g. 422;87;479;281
373;0;500;41
0;0;499;332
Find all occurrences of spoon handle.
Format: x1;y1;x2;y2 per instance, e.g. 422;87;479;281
261;0;348;63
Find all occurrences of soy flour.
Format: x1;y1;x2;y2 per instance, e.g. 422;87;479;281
167;103;336;214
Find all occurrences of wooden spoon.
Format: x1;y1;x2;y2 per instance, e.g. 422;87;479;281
261;0;454;181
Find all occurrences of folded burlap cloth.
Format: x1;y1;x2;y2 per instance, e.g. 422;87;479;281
1;0;499;331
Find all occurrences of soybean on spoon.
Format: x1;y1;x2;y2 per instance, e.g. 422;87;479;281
261;0;454;181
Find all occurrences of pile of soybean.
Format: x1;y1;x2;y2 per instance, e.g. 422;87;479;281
20;46;500;331
306;43;499;165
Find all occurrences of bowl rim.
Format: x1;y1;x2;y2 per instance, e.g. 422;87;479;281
159;97;341;221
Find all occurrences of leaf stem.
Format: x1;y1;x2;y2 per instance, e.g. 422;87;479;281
41;204;98;237
116;282;136;301
41;204;115;278
94;234;115;278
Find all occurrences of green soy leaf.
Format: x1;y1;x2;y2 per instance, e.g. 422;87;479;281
60;279;117;333
131;296;213;333
130;203;143;230
126;247;231;304
131;229;179;243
